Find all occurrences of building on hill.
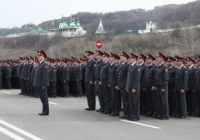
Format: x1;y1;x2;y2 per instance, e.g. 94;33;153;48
49;16;87;38
138;21;157;34
95;19;106;34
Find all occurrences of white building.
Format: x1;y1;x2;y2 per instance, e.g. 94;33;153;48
95;19;106;34
138;21;156;34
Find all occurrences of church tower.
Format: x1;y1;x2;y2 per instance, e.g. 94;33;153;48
95;19;106;34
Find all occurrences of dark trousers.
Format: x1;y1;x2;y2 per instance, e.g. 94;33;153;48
197;91;200;116
157;87;169;119
177;91;187;117
85;82;95;109
191;91;198;115
151;89;159;117
76;81;83;96
101;81;111;113
48;82;57;97
4;78;11;89
62;81;69;97
0;77;2;89
186;90;192;115
56;80;62;96
168;85;177;116
121;89;130;118
129;90;140;120
146;88;153;116
95;83;105;111
111;88;121;115
38;87;49;114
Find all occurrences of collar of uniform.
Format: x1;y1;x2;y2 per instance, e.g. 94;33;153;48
122;61;127;65
139;62;144;66
111;62;115;66
177;65;183;69
131;62;137;66
89;58;93;62
169;65;175;69
158;62;164;66
189;64;194;69
39;59;45;64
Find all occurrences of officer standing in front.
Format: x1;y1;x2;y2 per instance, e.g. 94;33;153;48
33;50;50;116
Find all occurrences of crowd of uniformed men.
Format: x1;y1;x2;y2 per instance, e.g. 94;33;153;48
1;50;200;121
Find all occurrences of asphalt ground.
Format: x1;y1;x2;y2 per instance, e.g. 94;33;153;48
0;89;200;140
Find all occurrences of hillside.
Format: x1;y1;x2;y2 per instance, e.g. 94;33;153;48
1;1;200;59
0;0;200;37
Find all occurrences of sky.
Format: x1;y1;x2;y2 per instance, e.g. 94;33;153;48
0;0;197;28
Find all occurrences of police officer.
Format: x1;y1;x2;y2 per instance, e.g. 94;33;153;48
84;51;96;111
116;51;130;119
99;52;110;114
126;53;141;121
144;54;156;117
48;59;57;97
33;50;50;116
153;53;169;120
0;61;2;89
174;56;188;118
94;50;105;112
108;53;120;116
167;56;177;117
186;57;197;116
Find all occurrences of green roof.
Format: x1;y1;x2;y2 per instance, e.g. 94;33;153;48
31;27;47;33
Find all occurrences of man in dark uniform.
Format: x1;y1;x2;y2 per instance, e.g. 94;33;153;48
84;51;96;111
94;50;105;112
48;59;57;97
167;56;177;117
144;54;156;117
137;54;146;116
108;53;120;116
0;61;2;89
153;53;169;120
126;53;141;121
99;52;110;114
80;57;87;96
62;60;70;97
186;57;197;116
74;59;83;97
116;51;130;119
4;62;12;89
195;58;200;116
174;56;188;118
33;50;50;116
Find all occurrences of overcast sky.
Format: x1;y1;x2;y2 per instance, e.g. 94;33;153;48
0;0;196;28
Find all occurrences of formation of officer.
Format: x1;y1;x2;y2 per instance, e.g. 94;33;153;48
83;50;200;121
1;50;200;120
0;53;88;98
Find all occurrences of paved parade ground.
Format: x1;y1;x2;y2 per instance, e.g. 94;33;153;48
0;90;200;140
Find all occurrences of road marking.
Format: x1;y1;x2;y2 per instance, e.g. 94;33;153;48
49;101;58;105
0;126;25;140
0;119;43;140
1;91;11;94
121;119;162;130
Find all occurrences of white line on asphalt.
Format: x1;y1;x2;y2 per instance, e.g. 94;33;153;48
0;119;43;140
0;126;25;140
1;91;11;94
49;101;58;105
121;119;162;130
